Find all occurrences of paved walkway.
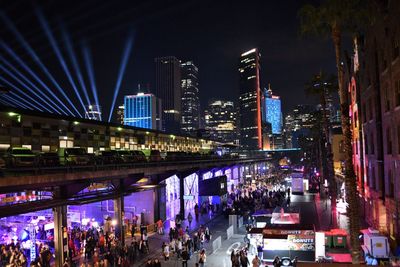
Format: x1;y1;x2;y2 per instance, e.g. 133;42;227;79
133;211;223;266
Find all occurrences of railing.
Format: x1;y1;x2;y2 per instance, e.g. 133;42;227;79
0;153;263;177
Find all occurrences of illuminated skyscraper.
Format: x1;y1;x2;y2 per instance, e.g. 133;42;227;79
205;100;237;143
181;61;200;134
238;48;262;149
124;93;162;130
154;56;181;133
264;84;282;134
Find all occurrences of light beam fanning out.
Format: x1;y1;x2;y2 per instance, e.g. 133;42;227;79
0;76;47;112
0;98;16;107
61;26;92;107
0;63;53;113
0;55;61;114
36;8;87;115
0;11;81;117
3;94;32;110
108;32;135;122
0;42;68;115
82;42;101;120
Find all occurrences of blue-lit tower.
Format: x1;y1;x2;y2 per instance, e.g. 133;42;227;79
265;84;282;134
124;93;162;130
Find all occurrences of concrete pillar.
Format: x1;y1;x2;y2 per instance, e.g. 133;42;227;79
114;196;125;245
179;173;185;219
53;205;68;267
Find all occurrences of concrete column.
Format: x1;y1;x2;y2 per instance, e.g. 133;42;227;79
53;205;68;267
179;173;185;219
114;195;125;245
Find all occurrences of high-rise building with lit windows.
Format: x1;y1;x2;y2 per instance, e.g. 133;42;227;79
124;93;162;130
181;61;200;135
264;85;282;135
205;100;237;143
116;104;124;124
238;48;262;149
154;56;181;133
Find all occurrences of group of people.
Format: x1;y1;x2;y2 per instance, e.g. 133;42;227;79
161;222;211;264
0;241;53;267
230;247;261;267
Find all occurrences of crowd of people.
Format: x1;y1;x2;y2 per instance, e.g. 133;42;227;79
0;235;53;267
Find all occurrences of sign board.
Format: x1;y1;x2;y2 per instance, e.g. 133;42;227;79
183;195;195;200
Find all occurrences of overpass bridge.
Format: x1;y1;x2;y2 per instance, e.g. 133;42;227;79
0;156;267;266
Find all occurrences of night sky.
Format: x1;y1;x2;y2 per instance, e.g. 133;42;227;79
1;0;338;119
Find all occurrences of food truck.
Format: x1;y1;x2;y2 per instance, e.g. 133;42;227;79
248;224;316;262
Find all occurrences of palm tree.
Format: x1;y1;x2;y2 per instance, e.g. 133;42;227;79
298;0;369;263
305;72;337;229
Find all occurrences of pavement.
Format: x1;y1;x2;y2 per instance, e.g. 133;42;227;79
71;191;356;266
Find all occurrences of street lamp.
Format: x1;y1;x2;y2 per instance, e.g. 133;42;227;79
8;112;21;123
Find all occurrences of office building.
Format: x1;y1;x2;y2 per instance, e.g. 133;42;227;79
264;84;282;135
283;105;316;148
116;105;124;124
154;56;182;133
124;93;162;130
238;48;262;150
205;100;237;144
84;104;102;121
181;61;200;135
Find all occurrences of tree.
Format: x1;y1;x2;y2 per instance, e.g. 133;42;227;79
299;0;369;263
305;72;337;229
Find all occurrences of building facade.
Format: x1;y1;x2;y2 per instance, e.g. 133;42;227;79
238;48;262;150
204;100;237;144
283;105;315;148
154;56;182;133
124;93;162;130
116;105;124;124
354;0;400;248
264;85;282;135
84;105;102;121
0;107;214;154
181;61;200;135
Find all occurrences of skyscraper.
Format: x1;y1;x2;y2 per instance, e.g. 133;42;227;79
124;93;162;130
116;104;124;124
264;85;282;134
238;48;262;150
154;56;181;133
181;61;200;135
205;100;237;144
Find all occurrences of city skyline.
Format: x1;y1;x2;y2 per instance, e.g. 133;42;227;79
0;0;337;119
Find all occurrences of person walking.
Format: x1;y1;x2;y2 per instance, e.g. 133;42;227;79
187;212;193;227
252;255;261;267
181;248;189;267
163;242;170;261
198;249;206;267
194;204;199;221
156;219;164;235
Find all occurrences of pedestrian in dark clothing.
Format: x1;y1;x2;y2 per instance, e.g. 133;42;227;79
153;258;162;267
181;248;189;267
